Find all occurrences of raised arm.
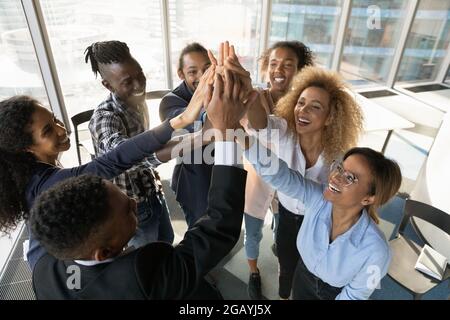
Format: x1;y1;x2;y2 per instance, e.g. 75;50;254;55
135;60;257;299
241;137;325;210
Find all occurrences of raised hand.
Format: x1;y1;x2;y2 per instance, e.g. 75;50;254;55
209;42;253;100
172;64;215;129
205;69;258;140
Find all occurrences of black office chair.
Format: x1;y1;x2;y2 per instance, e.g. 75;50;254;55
71;109;95;165
388;199;450;299
146;89;171;100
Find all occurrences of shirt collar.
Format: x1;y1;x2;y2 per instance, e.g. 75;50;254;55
73;246;135;267
324;208;371;247
111;92;128;113
74;258;114;266
296;147;326;176
350;209;371;246
174;81;194;102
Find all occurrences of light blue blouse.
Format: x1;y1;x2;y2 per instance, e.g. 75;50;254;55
245;141;391;300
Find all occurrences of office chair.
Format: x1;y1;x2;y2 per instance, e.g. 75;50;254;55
71;109;95;165
388;199;450;299
146;89;171;100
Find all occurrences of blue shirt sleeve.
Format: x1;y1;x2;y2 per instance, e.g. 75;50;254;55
244;140;325;212
335;244;391;300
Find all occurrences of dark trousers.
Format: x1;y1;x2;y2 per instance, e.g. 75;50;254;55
276;203;304;299
293;255;343;300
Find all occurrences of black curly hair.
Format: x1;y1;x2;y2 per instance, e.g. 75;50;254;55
30;175;110;259
84;40;132;78
0;95;40;235
259;41;314;78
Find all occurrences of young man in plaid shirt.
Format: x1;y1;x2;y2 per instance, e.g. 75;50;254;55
86;40;174;247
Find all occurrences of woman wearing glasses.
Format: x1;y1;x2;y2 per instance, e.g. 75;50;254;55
240;138;401;299
244;66;363;299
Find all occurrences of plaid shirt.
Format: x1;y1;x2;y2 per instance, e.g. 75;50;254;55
89;93;163;203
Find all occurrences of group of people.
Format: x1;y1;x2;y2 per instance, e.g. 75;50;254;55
0;39;402;300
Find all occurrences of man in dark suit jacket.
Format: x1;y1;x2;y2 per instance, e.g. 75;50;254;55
159;43;213;228
30;66;258;299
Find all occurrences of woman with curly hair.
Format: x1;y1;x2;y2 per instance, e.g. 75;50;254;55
240;41;314;300
0;91;208;270
245;65;364;299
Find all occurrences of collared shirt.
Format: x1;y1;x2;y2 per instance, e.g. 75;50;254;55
89;93;162;202
245;141;392;300
247;115;329;215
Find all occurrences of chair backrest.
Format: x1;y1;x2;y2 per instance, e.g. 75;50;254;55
146;90;171;100
398;199;450;239
70;109;94;165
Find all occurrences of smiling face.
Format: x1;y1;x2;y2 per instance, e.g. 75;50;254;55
268;47;299;93
294;86;331;135
101;58;147;106
178;51;211;92
26;104;70;161
323;154;375;209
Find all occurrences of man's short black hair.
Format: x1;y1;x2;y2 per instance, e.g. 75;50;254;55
30;175;110;259
84;40;133;78
178;42;209;72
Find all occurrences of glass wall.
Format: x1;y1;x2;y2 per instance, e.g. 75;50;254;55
340;0;409;86
168;0;263;87
40;0;166;118
0;0;48;105
396;0;450;83
269;0;343;68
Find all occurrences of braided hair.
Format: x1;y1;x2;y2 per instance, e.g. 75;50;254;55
84;40;132;78
0;96;39;235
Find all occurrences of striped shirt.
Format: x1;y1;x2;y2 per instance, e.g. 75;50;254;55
89;93;163;202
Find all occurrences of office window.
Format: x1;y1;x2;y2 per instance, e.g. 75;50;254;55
0;0;48;105
168;0;263;87
40;0;166;119
269;0;343;68
340;0;409;86
397;0;450;83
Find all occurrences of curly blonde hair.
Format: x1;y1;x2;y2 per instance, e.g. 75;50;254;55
275;66;364;164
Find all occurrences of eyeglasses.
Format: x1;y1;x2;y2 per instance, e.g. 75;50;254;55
330;160;358;187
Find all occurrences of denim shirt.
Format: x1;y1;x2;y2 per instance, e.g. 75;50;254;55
245;141;392;300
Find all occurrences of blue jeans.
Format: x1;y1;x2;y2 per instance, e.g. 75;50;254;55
128;194;174;248
244;213;265;260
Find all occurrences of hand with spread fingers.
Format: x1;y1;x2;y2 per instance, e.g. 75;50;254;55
205;68;258;141
177;64;216;126
209;41;253;101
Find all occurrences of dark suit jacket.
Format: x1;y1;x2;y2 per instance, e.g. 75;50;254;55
159;82;213;222
32;165;246;300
